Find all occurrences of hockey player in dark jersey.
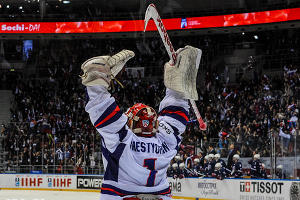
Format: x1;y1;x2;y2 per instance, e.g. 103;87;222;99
204;154;215;177
214;153;226;168
250;154;263;178
178;162;191;178
167;163;180;179
275;165;286;179
261;163;268;179
193;158;204;177
208;154;216;175
203;155;210;177
231;154;243;178
212;163;227;180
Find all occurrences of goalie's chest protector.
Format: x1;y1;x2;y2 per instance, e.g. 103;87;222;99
101;131;176;193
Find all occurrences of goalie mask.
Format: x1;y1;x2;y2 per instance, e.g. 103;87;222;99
126;103;158;137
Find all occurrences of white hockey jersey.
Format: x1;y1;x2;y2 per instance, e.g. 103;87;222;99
85;85;189;198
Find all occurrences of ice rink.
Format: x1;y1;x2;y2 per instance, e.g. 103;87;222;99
0;190;187;200
0;190;100;200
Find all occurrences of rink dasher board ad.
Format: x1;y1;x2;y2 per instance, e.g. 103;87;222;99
0;174;300;200
0;174;103;191
169;178;300;200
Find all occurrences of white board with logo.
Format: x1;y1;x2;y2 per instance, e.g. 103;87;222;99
0;174;300;199
168;178;300;200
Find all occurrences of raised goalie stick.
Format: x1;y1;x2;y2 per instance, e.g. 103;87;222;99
144;4;207;131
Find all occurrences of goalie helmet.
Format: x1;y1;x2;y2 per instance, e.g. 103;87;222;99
126;103;158;137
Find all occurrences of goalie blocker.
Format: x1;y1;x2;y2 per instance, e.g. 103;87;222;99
164;45;202;101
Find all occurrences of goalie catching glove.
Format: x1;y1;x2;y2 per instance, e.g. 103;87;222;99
164;45;202;100
80;49;135;88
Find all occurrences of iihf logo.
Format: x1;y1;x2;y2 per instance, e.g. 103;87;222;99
15;177;20;187
142;120;149;127
48;178;52;187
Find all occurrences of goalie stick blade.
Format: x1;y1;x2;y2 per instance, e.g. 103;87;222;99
144;3;177;64
144;4;159;32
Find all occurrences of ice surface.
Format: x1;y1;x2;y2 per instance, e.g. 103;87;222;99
0;190;100;200
0;190;187;200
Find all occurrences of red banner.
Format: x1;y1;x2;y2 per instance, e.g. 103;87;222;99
0;7;299;34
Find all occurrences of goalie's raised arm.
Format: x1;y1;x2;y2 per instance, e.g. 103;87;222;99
164;45;202;100
81;50;135;152
157;45;201;149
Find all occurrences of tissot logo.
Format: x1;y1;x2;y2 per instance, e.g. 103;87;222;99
240;181;283;194
240;181;251;192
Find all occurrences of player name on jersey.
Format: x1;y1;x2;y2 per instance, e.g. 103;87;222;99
130;141;170;154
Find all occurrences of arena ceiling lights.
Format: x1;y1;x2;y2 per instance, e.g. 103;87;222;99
0;7;300;34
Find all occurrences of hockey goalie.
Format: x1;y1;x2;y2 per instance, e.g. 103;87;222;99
81;46;201;200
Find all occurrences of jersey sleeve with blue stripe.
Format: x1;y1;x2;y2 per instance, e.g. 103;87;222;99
85;85;131;152
85;86;189;198
157;89;190;150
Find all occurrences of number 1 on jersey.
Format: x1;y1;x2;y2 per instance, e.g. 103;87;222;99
143;158;158;187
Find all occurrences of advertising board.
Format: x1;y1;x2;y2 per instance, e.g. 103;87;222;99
0;8;300;34
1;174;300;200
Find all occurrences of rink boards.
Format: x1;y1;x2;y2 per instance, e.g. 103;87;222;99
0;174;300;200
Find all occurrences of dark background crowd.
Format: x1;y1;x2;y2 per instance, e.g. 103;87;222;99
1;0;300;22
0;30;299;177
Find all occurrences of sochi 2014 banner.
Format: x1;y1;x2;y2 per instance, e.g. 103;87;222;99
0;7;300;34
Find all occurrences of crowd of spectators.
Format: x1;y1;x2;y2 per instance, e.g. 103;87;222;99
1;63;166;174
1;72;99;174
2;0;300;22
0;31;299;176
34;36;217;78
190;64;299;157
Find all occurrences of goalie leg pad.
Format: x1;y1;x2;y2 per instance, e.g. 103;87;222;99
164;45;202;100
